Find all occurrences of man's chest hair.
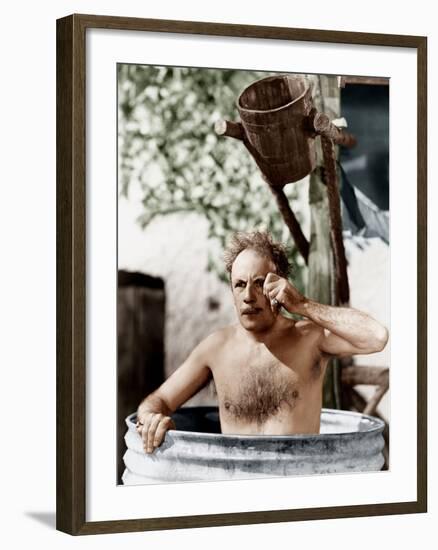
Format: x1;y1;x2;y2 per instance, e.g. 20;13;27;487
221;362;300;424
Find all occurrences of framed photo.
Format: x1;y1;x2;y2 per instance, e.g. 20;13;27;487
56;14;427;535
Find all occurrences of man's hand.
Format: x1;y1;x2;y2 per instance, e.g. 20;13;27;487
263;272;306;314
136;409;176;454
134;337;214;454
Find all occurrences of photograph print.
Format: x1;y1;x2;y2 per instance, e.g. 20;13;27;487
116;63;390;486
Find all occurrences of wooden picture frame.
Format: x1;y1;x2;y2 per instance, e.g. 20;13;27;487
56;13;427;535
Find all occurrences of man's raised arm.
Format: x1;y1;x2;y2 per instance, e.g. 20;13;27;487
263;272;388;357
136;335;214;453
297;301;389;357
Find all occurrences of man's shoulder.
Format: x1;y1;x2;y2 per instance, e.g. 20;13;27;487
293;319;324;339
199;325;237;351
287;320;325;359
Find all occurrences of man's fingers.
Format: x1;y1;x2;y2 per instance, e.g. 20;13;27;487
144;414;162;453
139;413;155;451
153;417;175;449
265;272;279;284
263;273;291;312
263;272;280;297
265;287;279;312
139;414;175;453
136;409;151;430
263;278;281;310
263;281;274;300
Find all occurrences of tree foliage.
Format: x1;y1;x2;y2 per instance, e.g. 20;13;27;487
118;64;306;288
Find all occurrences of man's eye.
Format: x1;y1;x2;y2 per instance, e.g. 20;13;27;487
235;282;245;288
256;280;265;287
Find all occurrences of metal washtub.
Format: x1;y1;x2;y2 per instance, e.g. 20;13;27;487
122;407;385;484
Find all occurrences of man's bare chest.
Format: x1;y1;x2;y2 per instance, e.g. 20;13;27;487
211;343;323;425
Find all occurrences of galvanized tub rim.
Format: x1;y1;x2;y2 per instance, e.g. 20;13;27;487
123;408;386;483
127;407;385;442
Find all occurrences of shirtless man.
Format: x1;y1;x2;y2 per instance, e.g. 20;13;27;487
136;231;388;454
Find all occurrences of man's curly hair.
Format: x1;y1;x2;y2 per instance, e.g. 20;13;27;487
223;231;291;279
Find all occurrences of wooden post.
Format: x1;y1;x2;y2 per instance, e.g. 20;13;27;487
320;135;350;305
308;174;341;408
307;75;344;409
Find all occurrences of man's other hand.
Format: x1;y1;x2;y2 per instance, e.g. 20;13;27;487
263;272;306;314
136;411;176;454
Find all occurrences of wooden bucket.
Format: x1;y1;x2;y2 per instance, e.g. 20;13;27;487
237;75;316;187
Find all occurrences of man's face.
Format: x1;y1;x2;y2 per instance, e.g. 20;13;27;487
231;249;278;332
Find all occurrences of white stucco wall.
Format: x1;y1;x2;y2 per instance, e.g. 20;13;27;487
118;187;236;405
345;237;390;418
